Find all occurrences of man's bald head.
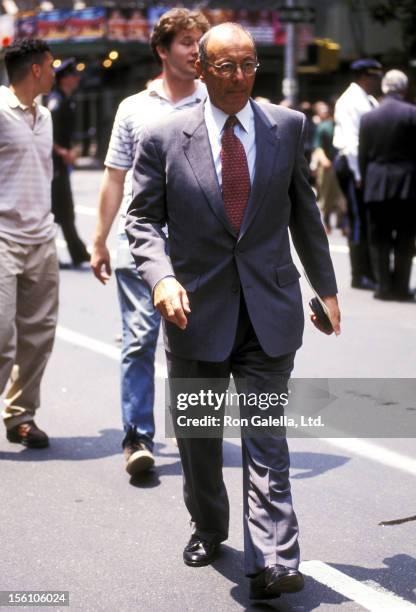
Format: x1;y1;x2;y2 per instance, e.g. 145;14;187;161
196;22;258;115
198;22;256;66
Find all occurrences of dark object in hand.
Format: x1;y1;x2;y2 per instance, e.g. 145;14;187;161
309;297;333;335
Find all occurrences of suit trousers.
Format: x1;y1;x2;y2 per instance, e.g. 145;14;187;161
367;199;416;297
166;293;300;576
0;237;59;429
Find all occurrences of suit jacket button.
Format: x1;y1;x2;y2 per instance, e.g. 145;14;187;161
231;284;239;293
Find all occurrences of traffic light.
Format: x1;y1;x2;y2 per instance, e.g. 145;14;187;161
300;38;340;73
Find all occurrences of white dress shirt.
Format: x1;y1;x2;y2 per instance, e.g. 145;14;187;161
333;82;378;182
204;98;256;188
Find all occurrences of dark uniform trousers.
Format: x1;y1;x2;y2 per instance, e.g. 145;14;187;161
167;292;299;577
333;154;373;282
52;160;89;265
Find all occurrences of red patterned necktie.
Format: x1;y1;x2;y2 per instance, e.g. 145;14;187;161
221;115;251;232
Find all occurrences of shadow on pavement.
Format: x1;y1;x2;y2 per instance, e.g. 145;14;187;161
332;553;416;604
290;452;350;479
223;441;349;479
212;546;349;610
0;430;178;463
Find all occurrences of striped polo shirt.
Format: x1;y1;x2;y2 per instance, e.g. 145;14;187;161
104;78;207;234
0;86;55;244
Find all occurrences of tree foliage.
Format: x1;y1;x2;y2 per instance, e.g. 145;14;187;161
369;0;416;55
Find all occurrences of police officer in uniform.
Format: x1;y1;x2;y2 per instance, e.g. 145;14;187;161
47;58;89;267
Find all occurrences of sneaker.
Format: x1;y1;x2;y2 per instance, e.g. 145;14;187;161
124;440;155;475
6;421;49;448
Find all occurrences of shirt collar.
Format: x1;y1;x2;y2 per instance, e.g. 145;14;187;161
147;78;207;106
1;86;36;111
205;97;253;134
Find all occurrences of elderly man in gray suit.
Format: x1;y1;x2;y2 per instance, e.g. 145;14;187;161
126;23;340;600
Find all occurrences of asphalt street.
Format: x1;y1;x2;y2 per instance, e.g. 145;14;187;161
0;169;415;612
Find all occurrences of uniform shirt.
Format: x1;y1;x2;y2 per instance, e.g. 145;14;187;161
333;82;378;182
47;87;76;149
204;98;256;187
105;78;207;235
47;88;77;173
0;86;55;244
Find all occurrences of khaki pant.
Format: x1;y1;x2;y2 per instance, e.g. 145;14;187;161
0;237;59;429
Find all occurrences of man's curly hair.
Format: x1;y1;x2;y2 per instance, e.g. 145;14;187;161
150;8;209;64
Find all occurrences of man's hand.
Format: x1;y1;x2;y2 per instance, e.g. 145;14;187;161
63;148;77;166
90;242;112;284
153;277;191;330
310;295;341;336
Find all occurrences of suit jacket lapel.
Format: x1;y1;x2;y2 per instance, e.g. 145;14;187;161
182;104;237;237
239;100;280;240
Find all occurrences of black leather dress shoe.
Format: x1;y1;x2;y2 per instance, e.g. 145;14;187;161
183;536;219;567
250;565;305;600
6;421;49;448
351;276;376;290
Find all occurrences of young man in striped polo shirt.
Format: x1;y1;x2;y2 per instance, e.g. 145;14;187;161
0;39;57;448
90;8;209;476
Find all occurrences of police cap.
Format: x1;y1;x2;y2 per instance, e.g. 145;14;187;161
350;58;382;75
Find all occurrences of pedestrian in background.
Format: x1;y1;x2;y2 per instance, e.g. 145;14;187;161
311;101;346;233
47;58;90;269
0;39;58;448
359;69;416;301
333;59;382;289
90;8;210;476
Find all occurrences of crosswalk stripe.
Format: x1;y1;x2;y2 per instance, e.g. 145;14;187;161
56;326;168;379
55;239;116;260
321;437;416;477
301;560;416;611
75;205;96;216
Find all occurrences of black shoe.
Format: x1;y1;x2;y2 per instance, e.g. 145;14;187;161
183;536;219;567
374;291;394;301
351;276;376;290
59;261;73;270
394;291;415;303
6;421;49;448
124;440;154;475
250;565;305;600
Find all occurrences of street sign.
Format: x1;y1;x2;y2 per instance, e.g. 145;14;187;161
278;7;316;23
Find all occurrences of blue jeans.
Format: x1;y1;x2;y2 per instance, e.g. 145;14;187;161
115;234;160;451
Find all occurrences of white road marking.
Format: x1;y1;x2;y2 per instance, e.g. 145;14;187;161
75;205;97;216
301;560;416;611
321;437;416;477
56;326;167;378
329;244;350;254
55;239;116;260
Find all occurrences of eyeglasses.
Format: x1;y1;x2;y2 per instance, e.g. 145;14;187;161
205;60;260;78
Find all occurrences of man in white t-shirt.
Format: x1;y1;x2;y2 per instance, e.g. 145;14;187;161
90;8;209;476
0;39;57;448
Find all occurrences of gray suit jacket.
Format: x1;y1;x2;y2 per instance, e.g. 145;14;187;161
126;99;337;361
